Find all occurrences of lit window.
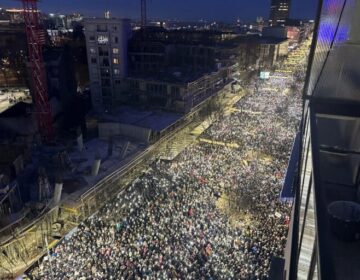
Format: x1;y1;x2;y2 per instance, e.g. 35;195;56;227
113;48;119;54
114;69;120;75
90;48;96;54
113;58;119;64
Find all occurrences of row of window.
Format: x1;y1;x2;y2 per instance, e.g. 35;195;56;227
88;35;119;44
91;67;121;76
94;24;118;32
90;47;119;55
90;57;120;65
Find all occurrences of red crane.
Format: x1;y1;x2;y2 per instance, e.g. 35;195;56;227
22;0;54;143
141;0;147;27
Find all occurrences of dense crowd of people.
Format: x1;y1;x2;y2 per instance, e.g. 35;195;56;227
29;53;306;280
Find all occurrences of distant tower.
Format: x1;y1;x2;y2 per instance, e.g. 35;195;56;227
141;0;147;27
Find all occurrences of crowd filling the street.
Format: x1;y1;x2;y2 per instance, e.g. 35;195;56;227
29;46;308;280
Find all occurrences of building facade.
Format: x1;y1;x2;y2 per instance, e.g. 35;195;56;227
269;0;291;26
236;35;289;70
284;0;360;279
83;18;131;112
123;67;230;113
123;28;237;113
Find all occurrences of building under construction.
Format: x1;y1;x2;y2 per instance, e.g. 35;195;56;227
117;27;240;113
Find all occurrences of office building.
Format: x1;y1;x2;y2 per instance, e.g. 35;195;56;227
283;0;360;279
269;0;291;26
83;18;131;112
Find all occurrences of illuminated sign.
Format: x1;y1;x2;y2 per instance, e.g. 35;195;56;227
97;35;109;44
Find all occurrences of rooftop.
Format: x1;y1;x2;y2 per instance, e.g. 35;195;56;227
127;69;212;84
101;106;183;132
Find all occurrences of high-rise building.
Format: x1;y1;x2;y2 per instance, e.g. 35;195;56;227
283;0;360;279
83;18;131;112
269;0;291;26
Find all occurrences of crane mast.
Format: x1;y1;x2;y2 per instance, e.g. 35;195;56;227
22;0;54;143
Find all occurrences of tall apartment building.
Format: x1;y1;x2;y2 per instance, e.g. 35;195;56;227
83;18;131;112
269;0;291;26
283;0;360;279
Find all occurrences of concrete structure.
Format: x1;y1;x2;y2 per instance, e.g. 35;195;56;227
258;37;289;69
269;0;291;26
128;28;237;77
91;157;101;176
83;17;132;112
43;47;78;125
124;67;230;113
121;28;238;112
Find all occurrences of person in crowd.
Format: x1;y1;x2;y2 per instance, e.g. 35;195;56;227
29;53;305;280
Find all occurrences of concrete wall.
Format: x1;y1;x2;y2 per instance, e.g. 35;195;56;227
98;122;151;143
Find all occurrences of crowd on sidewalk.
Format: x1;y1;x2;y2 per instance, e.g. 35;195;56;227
29;70;303;280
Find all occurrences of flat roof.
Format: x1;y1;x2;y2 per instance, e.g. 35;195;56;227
233;34;288;45
127;69;209;84
101;106;183;132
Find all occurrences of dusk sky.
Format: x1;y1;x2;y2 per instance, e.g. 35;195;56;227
1;0;318;22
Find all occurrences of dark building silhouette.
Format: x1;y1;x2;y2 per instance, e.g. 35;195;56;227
269;0;291;26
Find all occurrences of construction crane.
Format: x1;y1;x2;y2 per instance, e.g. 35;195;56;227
21;0;54;143
141;0;147;27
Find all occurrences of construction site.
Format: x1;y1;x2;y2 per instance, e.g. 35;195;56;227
0;1;248;278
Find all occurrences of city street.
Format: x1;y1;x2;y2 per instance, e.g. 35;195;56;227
27;38;311;279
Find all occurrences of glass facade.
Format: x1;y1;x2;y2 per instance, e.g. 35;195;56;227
286;0;360;279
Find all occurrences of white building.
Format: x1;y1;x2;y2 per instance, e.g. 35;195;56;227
83;18;131;112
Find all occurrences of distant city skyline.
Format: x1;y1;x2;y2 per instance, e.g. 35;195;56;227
1;0;317;22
